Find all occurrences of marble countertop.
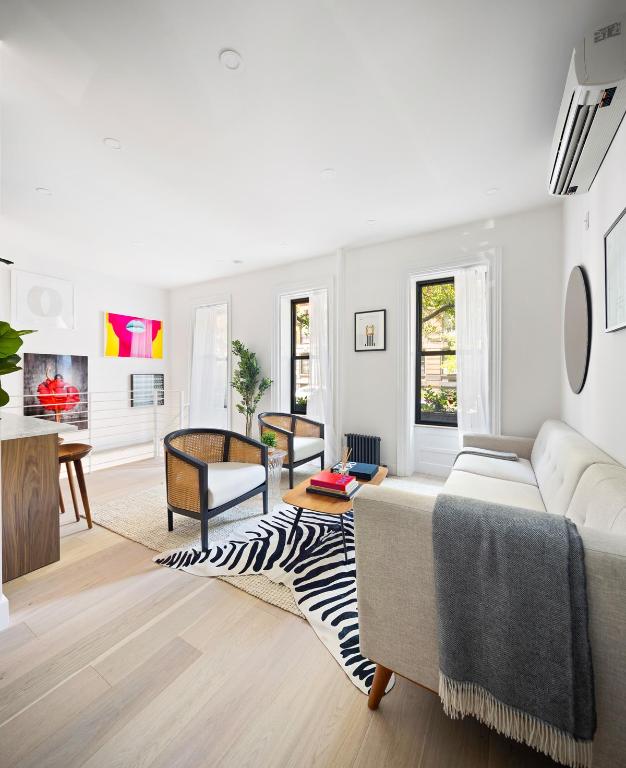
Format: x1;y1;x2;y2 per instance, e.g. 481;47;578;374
0;412;78;441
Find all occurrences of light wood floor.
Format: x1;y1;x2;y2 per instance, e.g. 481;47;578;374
0;459;558;768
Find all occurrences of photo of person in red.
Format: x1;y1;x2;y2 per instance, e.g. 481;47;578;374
23;353;89;429
36;368;81;423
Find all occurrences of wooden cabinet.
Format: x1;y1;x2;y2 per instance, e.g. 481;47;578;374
1;433;60;582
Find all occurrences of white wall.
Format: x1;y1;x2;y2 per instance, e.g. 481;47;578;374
562;120;626;465
169;252;341;437
169;205;563;474
342;205;563;472
0;243;170;411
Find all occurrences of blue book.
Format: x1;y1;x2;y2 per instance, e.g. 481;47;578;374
331;461;378;481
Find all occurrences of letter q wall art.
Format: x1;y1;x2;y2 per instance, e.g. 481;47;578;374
104;312;163;359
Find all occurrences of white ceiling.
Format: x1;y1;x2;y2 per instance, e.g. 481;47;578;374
0;0;623;288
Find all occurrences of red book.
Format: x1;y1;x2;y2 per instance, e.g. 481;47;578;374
310;471;356;490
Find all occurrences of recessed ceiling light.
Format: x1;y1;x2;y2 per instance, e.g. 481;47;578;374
479;240;490;247
320;168;336;180
462;230;470;236
219;48;242;70
483;218;495;229
35;187;52;195
366;218;376;224
103;137;122;150
233;259;244;264
131;240;144;247
486;187;500;196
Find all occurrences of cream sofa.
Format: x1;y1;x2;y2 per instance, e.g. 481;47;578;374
354;420;626;767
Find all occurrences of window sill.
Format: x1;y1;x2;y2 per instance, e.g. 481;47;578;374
414;423;458;431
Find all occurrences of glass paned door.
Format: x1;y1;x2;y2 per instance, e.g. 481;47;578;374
189;303;229;428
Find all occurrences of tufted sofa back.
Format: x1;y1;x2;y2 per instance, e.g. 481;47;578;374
566;463;626;534
531;420;616;517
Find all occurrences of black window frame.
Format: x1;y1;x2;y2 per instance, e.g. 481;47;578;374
291;297;310;415
415;277;457;428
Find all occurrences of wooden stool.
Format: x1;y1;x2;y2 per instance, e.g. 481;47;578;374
59;443;93;529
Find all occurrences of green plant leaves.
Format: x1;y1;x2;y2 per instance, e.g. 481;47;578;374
0;354;21;376
260;430;277;447
0;321;33;357
0;322;35;409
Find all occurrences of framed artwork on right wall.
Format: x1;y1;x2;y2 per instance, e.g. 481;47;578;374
605;205;626;332
355;309;386;351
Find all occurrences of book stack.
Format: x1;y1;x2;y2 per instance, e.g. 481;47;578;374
306;471;360;501
330;461;378;481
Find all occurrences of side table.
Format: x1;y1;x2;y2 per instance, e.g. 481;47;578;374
267;448;287;503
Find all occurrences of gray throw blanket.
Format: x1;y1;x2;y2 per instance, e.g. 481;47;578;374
432;494;595;768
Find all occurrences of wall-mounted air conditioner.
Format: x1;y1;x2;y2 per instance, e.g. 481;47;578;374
549;14;626;196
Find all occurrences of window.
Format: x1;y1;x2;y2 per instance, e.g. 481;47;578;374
416;278;457;427
291;297;310;414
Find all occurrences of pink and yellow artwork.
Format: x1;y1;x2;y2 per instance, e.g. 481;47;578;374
105;312;163;359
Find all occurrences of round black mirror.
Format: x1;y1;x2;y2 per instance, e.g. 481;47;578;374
564;265;591;394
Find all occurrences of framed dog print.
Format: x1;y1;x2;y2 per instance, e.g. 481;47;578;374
355;309;386;352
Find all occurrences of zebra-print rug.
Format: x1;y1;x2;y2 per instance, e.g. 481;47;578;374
154;505;394;696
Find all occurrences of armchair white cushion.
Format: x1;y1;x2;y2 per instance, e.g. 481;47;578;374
292;436;326;462
206;462;266;509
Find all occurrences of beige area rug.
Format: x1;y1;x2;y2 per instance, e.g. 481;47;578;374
91;483;303;617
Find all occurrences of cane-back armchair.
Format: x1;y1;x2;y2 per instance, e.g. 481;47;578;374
164;428;268;551
257;412;325;488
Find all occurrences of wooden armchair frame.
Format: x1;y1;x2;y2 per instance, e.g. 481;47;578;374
164;428;268;551
258;412;325;488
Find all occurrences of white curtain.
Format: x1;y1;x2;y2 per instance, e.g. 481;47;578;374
189;303;229;428
307;289;338;463
455;264;490;439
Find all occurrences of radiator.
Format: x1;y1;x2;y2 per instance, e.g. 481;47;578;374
345;433;381;466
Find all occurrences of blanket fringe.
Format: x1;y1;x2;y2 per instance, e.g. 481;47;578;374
438;672;593;768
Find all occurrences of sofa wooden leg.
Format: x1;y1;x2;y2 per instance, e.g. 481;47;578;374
368;664;393;710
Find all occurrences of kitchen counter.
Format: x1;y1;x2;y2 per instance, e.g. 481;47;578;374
0;412;77;441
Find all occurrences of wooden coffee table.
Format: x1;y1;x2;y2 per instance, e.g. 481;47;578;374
282;466;388;563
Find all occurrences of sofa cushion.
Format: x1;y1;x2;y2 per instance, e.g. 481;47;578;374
444;470;546;512
567;463;626;534
453;454;537;486
293;436;325;462
531;420;616;517
206;462;266;509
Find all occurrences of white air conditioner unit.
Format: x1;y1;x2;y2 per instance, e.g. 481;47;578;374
549;14;626;196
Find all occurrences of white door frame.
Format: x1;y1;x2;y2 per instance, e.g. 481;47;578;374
187;294;232;430
396;249;501;476
271;271;341;453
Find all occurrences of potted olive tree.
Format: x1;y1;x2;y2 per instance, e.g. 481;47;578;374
231;340;272;437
